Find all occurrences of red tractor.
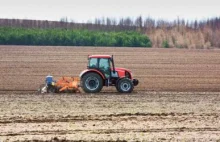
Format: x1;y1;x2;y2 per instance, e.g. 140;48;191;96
80;55;139;93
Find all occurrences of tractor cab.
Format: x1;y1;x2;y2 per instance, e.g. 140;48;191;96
87;55;113;79
80;55;139;93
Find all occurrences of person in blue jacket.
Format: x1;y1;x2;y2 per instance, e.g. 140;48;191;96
45;74;55;93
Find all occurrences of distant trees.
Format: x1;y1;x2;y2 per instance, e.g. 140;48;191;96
146;17;220;48
0;16;220;48
0;27;152;47
1;16;220;31
60;17;69;23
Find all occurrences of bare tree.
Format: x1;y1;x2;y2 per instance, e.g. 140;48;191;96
106;18;112;26
111;18;117;25
144;17;155;29
95;18;101;25
101;17;105;25
60;17;68;23
118;18;124;26
194;20;198;30
135;16;143;28
124;17;133;26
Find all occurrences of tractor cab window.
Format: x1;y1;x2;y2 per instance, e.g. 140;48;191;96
99;58;110;78
89;58;98;68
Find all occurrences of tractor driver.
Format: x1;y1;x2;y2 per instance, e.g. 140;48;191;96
46;74;54;84
45;74;55;92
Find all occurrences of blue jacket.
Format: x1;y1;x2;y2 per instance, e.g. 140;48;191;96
46;75;53;84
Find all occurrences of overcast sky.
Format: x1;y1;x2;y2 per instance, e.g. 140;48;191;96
0;0;219;22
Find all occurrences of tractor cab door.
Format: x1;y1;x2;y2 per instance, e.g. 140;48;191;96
99;58;111;79
109;59;118;78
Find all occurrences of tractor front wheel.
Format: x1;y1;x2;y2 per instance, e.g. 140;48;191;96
116;78;134;93
81;73;103;93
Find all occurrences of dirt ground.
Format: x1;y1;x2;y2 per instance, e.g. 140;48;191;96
0;46;220;141
0;92;219;141
1;46;220;92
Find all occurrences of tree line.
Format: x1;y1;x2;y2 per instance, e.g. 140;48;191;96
0;27;151;47
0;16;220;48
1;17;220;31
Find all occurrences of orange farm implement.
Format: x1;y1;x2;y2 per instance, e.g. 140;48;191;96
38;76;80;93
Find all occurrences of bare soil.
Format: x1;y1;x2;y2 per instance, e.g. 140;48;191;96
1;46;220;92
0;46;220;141
0;93;219;141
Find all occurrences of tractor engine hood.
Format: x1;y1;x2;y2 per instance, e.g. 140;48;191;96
114;67;133;79
114;67;131;73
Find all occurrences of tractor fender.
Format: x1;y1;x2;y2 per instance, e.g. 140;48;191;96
79;69;105;80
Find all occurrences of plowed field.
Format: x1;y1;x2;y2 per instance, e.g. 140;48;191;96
0;46;220;141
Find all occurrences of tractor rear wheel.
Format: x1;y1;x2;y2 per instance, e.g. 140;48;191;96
116;78;134;93
81;73;103;93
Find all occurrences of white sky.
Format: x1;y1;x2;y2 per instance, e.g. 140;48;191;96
0;0;219;22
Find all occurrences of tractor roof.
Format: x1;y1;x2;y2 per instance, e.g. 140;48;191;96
89;55;111;58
